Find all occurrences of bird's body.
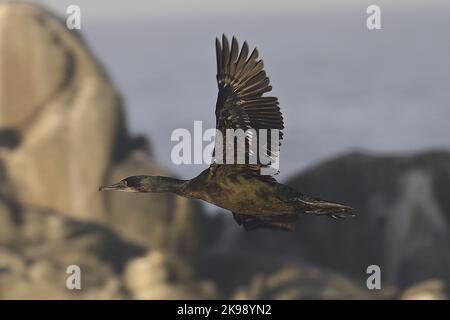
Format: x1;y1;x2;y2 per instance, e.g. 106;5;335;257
185;165;290;215
100;35;355;231
185;165;310;213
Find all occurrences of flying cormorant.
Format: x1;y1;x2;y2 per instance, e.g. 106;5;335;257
100;35;355;231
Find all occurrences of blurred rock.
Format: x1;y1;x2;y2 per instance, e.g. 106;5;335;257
0;2;205;256
401;279;447;300
124;251;218;299
0;201;17;245
0;197;214;299
210;151;450;293
0;2;124;222
286;151;450;289
233;265;378;300
0;250;126;299
0;204;144;299
0;2;212;299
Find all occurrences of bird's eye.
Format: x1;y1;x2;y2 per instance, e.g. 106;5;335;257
123;180;128;186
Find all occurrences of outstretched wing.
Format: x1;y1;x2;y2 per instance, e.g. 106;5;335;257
212;35;284;173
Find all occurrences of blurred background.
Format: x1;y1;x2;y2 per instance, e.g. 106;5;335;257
0;0;449;299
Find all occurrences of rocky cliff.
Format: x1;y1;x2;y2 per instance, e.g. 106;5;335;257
286;151;450;289
0;2;211;299
203;151;450;297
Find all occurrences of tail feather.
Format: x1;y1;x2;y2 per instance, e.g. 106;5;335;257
299;196;356;220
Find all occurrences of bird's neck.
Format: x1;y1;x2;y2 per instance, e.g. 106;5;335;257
149;176;187;195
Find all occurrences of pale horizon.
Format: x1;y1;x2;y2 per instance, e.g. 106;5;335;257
31;0;449;20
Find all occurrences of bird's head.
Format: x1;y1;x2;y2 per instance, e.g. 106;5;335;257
99;175;160;193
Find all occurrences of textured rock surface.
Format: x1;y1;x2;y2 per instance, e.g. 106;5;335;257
0;204;141;299
0;3;123;222
124;251;218;299
400;279;448;300
210;151;450;292
0;3;209;299
0;2;204;253
285;151;450;289
233;266;380;300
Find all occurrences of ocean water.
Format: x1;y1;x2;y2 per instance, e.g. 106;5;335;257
76;8;450;181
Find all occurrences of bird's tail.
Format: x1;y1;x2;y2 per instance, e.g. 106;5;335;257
296;195;356;220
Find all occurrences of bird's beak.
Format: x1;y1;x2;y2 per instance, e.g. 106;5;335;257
99;181;125;191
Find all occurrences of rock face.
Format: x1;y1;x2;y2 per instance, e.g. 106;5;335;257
400;279;448;300
210;151;450;292
0;2;202;252
0;3;208;299
0;200;142;299
286;151;450;289
124;251;218;299
233;266;377;300
0;3;123;222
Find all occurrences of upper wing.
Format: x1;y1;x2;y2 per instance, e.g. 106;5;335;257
213;35;284;173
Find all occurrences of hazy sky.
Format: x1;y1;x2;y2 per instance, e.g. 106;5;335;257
32;0;448;19
20;0;450;181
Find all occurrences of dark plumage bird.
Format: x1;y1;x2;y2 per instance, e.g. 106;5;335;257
100;35;355;231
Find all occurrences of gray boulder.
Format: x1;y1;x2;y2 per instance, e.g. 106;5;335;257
0;2;205;255
209;151;450;292
0;3;211;299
